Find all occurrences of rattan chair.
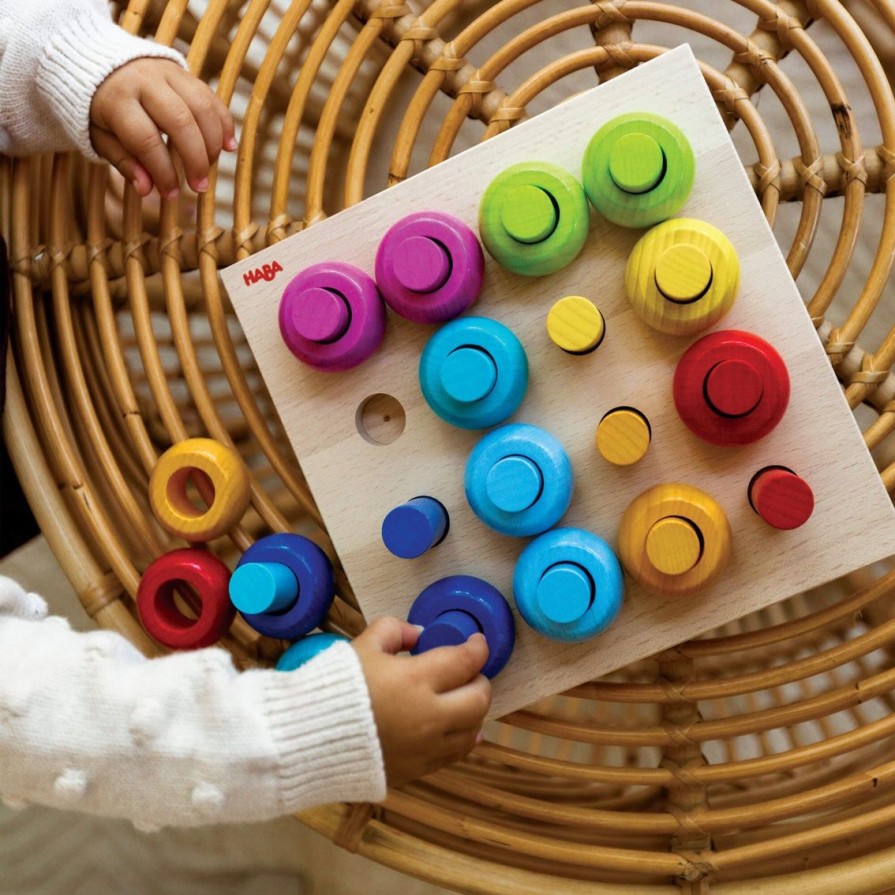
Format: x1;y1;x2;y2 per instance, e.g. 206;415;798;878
5;1;895;892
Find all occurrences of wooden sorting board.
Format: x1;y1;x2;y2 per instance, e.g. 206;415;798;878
222;46;895;719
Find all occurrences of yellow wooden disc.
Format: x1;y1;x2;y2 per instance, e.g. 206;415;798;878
596;408;650;466
624;218;740;336
654;243;712;302
617;482;731;597
645;516;702;575
546;296;605;354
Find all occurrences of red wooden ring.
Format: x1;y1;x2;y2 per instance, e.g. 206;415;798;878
673;330;790;446
137;548;235;649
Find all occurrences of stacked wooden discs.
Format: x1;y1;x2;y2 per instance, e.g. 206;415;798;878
4;1;895;892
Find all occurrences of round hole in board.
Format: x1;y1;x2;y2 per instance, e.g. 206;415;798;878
356;393;406;446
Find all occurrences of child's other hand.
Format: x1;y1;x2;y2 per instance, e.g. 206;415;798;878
352;617;491;787
89;58;236;199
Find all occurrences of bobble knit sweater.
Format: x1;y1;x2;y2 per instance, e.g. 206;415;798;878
0;0;386;827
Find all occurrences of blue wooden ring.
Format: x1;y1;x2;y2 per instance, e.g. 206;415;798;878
419;317;528;430
234;533;334;639
276;633;350;671
513;528;624;642
465;423;573;537
407;575;515;679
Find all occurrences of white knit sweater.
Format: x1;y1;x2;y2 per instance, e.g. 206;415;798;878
0;0;387;826
0;0;186;158
0;576;386;828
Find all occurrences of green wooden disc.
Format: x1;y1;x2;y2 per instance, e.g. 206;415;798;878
608;133;665;194
499;185;558;244
582;112;695;229
479;162;590;277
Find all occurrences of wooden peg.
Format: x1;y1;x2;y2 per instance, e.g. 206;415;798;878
513;527;624;642
419;316;528;429
230;533;335;640
279;262;386;371
617;482;731;597
748;466;815;530
596;407;651;466
546;296;605;354
466;423;573;537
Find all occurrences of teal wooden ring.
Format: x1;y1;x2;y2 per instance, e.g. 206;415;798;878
276;633;349;671
478;162;590;276
419;316;528;429
513;527;624;642
582;113;695;229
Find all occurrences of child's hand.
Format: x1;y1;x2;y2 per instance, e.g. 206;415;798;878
89;58;236;199
352;617;491;786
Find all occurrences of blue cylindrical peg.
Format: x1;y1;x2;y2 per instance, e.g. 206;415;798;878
381;496;449;559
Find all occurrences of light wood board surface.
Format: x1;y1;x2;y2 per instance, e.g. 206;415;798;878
223;46;895;719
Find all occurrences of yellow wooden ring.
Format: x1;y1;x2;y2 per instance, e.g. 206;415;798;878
617;482;731;597
624;218;740;336
149;438;251;542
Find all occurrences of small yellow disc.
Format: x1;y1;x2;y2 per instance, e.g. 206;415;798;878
595;408;651;466
645;517;702;576
654;243;713;303
546;296;605;354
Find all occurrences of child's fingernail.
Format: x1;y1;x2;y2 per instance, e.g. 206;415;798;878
226;137;238;151
412;625;425;634
475;730;485;745
194;177;209;193
166;187;179;200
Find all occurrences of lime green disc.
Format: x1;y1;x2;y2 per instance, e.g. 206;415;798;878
500;185;558;244
608;133;665;194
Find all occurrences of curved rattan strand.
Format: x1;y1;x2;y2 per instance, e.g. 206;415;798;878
6;0;895;891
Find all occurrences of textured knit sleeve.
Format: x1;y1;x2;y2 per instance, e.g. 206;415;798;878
0;576;386;829
0;0;185;158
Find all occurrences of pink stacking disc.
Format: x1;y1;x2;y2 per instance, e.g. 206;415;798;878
289;287;350;343
375;211;484;324
279;262;386;372
392;236;451;293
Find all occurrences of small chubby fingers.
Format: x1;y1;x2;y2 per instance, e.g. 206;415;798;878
359;616;421;655
141;86;209;193
100;99;180;197
90;128;154;197
166;67;234;166
442;727;483;758
440;673;492;731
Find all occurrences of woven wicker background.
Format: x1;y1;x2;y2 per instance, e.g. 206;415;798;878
5;1;895;892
